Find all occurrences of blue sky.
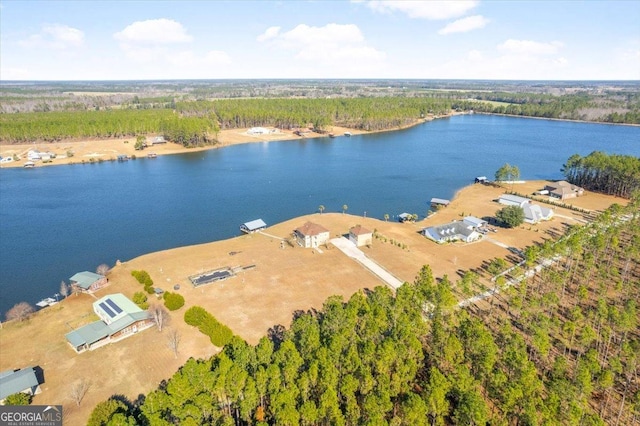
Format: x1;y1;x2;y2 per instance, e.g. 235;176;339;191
1;0;639;81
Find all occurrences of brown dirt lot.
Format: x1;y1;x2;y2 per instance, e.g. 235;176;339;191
0;181;621;425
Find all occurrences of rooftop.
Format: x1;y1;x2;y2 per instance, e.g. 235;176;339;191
0;367;40;400
350;225;372;236
295;221;329;236
69;271;104;289
241;219;267;231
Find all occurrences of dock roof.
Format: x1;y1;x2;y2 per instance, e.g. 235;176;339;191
430;198;451;205
241;219;267;232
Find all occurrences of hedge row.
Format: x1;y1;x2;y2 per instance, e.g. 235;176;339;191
184;306;233;347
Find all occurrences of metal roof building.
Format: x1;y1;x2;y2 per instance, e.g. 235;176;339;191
0;367;41;401
65;293;152;353
240;219;267;233
69;271;105;290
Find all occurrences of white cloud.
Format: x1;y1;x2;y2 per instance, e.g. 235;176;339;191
114;19;193;44
438;15;489;35
257;26;281;42
19;24;84;49
498;39;563;55
257;23;384;63
364;0;478;20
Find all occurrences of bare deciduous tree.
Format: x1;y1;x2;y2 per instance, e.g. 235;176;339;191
60;280;69;298
6;302;35;322
69;378;90;407
167;329;181;358
149;304;169;332
96;263;110;276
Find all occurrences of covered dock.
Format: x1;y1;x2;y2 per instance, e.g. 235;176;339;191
240;219;267;234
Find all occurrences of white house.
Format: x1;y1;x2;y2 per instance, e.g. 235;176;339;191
463;216;487;229
497;194;553;224
247;127;269;135
294;222;330;248
422;221;481;244
27;150;41;161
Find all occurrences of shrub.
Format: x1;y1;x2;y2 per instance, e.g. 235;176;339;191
131;270;153;287
163;292;185;311
132;292;148;309
5;392;31;405
495;205;525;228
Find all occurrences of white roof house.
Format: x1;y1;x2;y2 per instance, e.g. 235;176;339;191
422;221;481;243
498;195;553;224
463;216;487;229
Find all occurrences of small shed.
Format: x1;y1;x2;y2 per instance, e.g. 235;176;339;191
151;136;167;144
0;367;41;403
475;176;488;184
240;219;267;234
430;198;451;209
349;225;373;247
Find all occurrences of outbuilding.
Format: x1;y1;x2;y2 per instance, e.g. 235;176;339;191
430;198;451;209
69;271;108;294
349;225;373;247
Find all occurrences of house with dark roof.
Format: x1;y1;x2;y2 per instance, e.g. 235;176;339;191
544;180;584;200
349;225;373;247
240;219;267;234
294;222;330;248
422;221;481;244
65;293;153;353
69;271;108;294
0;367;41;403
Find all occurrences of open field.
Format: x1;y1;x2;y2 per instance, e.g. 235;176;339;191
0;181;623;425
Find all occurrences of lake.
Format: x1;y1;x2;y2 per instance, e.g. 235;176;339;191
0;114;638;314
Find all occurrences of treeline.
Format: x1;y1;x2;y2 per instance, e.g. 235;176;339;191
176;97;455;132
89;198;640;425
562;151;640;198
0;109;218;147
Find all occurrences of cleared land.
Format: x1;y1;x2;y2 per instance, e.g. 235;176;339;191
0;125;369;169
0;181;623;425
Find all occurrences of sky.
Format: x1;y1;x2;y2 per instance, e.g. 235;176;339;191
1;0;639;81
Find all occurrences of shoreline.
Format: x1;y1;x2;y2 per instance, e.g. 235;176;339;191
0;116;441;169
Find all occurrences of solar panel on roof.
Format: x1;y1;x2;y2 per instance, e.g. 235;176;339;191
105;298;123;314
99;302;116;318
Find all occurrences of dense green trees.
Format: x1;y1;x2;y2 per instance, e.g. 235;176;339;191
562;151;640;198
90;194;640;425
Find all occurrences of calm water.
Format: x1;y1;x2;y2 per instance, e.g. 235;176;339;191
1;114;638;314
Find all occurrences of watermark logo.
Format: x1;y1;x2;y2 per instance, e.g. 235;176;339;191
0;405;62;426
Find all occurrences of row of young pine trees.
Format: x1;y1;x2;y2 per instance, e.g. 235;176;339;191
88;194;639;425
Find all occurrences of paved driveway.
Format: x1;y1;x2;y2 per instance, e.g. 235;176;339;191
330;237;404;290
